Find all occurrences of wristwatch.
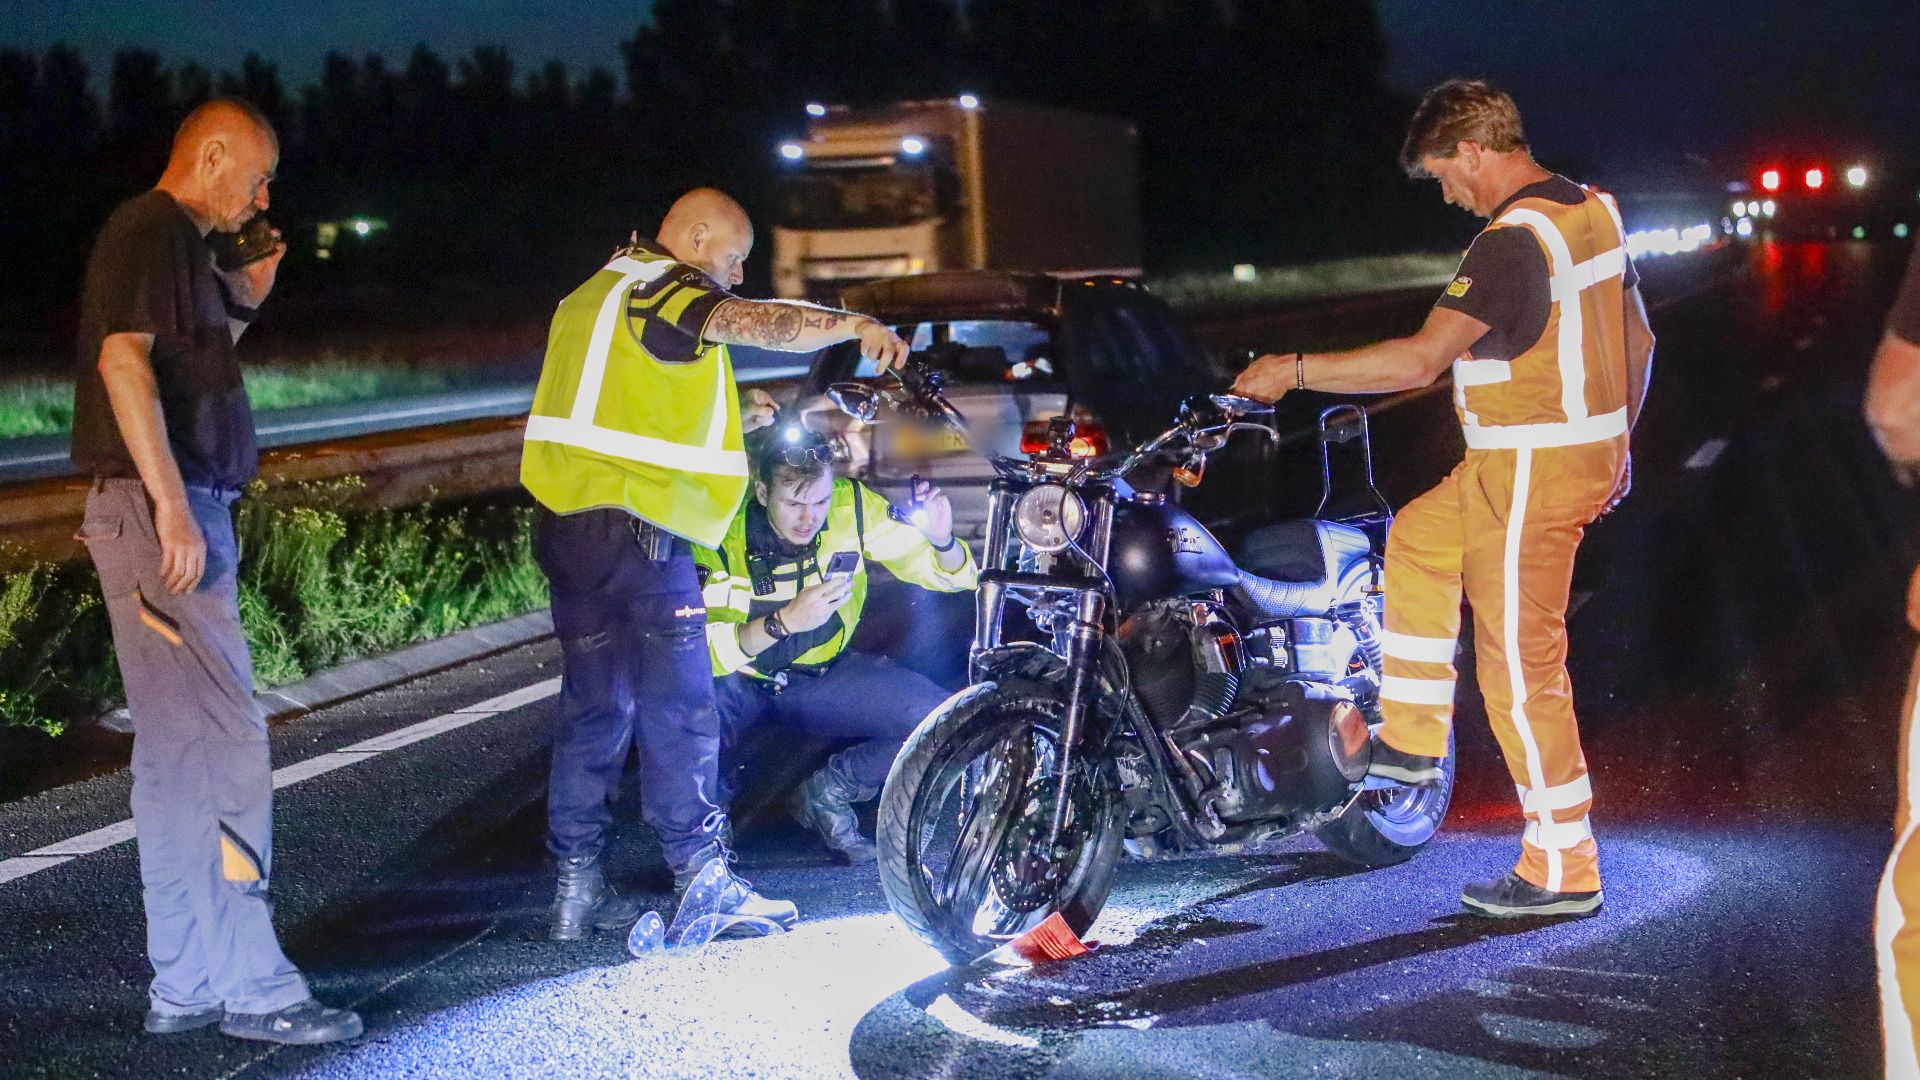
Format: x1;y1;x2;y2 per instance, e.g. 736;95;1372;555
762;608;792;642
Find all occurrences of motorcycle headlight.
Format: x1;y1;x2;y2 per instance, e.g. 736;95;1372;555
1013;484;1086;554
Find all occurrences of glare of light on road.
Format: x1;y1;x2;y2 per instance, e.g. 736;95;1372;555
1625;223;1714;258
1847;165;1868;189
780;142;804;161
805;102;827;117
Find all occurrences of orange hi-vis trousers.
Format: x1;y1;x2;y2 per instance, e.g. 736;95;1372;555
1878;636;1920;1079
1375;439;1623;894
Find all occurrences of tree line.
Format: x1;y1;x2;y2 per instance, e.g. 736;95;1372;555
0;0;1457;363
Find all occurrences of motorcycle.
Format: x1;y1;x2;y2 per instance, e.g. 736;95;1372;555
825;364;1455;965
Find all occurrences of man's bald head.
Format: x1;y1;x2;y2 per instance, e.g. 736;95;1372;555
657;188;753;287
169;98;278;169
159;98;279;234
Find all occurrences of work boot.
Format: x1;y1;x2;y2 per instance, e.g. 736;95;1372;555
1461;872;1603;919
673;844;800;931
220;999;363;1045
786;761;880;863
1365;735;1445;787
550;854;643;941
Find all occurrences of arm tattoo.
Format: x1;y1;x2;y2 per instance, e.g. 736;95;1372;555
710;300;862;349
710;300;806;346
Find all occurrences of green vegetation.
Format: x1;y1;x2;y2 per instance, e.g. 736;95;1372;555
0;480;545;736
0;355;458;439
1150;252;1462;312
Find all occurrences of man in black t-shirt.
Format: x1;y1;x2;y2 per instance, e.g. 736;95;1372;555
1866;241;1920;1077
72;99;360;1045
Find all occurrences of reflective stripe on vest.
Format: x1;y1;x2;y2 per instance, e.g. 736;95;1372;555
524;256;747;476
1453;188;1631;451
520;253;748;547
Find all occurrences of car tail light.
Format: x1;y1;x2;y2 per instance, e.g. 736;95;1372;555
1805;167;1825;190
1020;419;1108;458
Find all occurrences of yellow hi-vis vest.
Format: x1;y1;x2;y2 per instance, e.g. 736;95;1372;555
520;251;747;547
1452;186;1632;451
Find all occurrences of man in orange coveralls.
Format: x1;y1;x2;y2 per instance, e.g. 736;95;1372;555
1865;234;1920;1079
1234;79;1654;918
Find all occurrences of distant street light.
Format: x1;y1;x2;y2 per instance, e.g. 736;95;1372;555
958;93;980;110
900;136;926;155
806;102;827;118
1847;165;1869;188
780;142;804;161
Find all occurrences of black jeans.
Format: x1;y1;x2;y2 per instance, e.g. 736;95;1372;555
534;508;724;873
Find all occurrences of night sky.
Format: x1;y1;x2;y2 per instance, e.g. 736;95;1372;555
7;0;1918;173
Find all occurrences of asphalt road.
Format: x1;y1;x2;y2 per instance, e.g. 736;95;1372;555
0;239;1914;1079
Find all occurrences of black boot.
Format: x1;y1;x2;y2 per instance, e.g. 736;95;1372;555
786;761;880;863
550;854;643;941
672;843;800;930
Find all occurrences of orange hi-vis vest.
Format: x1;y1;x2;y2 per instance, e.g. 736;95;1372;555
1452;186;1631;451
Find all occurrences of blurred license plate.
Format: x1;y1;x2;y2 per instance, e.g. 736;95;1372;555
890;427;970;458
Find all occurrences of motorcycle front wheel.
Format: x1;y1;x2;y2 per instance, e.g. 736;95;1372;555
875;679;1126;966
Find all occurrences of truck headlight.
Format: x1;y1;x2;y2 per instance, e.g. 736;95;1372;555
1013;485;1086;553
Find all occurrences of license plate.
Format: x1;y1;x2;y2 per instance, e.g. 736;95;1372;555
889;427;970;458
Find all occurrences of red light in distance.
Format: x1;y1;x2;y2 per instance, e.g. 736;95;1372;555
1760;168;1782;192
1804;167;1825;190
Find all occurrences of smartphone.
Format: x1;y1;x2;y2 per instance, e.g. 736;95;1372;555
208;215;278;272
826;551;860;579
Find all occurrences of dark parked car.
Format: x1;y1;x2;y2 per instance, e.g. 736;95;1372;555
797;270;1274;539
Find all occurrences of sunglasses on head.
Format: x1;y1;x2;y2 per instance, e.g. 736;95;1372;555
775;442;834;468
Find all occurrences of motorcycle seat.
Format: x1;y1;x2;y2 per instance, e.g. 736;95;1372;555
1228;520;1374;622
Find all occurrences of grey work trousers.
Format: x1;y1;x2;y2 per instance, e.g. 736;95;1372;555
79;478;308;1017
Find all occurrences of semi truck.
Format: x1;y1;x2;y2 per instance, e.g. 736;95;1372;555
769;97;1142;302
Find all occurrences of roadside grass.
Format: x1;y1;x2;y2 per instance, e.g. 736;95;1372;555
0;355;459;439
1150;252;1461;311
0;480;544;736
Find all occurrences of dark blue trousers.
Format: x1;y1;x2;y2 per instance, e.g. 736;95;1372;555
533;508;725;874
716;652;954;797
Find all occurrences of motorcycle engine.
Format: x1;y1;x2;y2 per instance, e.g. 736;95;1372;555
1179;673;1371;827
1118;602;1371;831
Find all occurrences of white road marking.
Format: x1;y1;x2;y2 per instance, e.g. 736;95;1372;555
1685;438;1729;470
0;677;561;890
1569;591;1595;618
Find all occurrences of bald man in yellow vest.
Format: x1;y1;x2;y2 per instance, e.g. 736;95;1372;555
1234;80;1655;918
521;188;908;939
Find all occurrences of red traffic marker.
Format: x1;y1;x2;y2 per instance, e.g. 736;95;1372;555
1008;911;1097;963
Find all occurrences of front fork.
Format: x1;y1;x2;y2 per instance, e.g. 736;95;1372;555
1049;589;1108;845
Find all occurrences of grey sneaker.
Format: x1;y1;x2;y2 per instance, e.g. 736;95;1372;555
220;999;364;1045
144;1006;222;1035
1461;872;1603;918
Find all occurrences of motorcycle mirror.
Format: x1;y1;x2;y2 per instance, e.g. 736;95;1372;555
826;383;883;423
1209;393;1274;418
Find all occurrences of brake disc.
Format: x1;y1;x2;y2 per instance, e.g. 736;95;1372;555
990;773;1088;914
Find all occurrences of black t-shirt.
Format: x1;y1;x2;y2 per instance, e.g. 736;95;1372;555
1434;175;1641;361
1889;242;1920;346
71;190;258;486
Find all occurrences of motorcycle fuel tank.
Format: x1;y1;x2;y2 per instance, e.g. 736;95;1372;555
1109;499;1241;608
